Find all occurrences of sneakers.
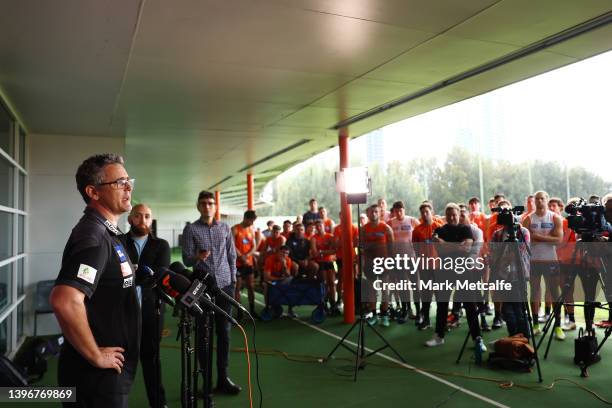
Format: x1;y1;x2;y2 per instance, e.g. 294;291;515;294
562;321;577;331
447;313;460;328
396;310;408;325
538;314;549;323
554;326;566;340
366;314;378;326
417;320;431;331
425;334;445;347
480;314;491;332
474;336;487;364
380;314;390;327
287;307;298;318
492;317;503;329
532;324;542;336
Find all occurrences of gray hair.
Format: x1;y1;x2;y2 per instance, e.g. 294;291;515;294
75;153;124;203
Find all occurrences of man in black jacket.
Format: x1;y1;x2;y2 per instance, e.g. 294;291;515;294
122;203;170;408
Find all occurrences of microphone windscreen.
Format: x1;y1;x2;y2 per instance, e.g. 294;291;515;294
170;261;192;278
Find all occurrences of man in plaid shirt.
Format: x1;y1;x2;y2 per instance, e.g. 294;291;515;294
182;190;241;399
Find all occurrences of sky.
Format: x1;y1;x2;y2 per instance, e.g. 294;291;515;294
278;49;612;182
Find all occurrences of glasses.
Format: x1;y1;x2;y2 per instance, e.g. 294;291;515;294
97;178;135;190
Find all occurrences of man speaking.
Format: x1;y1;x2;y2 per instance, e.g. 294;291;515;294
50;154;140;408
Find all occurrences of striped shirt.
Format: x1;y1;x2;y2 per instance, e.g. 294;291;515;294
182;219;237;288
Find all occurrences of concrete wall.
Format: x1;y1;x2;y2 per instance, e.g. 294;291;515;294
26;133;125;335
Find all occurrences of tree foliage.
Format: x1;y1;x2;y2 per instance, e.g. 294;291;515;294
258;147;610;218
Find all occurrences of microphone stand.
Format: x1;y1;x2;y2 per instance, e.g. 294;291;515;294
177;308;195;408
195;306;214;408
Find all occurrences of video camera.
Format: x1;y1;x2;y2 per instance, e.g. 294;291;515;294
492;205;524;228
565;198;606;239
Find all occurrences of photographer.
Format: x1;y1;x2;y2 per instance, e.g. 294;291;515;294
489;201;532;337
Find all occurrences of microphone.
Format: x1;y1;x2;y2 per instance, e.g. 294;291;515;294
159;270;238;325
202;273;249;315
169;262;249;314
169;261;193;280
135;265;158;288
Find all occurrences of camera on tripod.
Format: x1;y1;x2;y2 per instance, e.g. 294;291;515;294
492;205;524;228
565;198;606;240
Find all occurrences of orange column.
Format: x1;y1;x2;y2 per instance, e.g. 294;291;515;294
339;128;355;323
247;173;254;210
214;190;221;221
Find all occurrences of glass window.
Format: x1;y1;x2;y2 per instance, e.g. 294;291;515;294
0;212;12;261
0;264;10;313
18;215;24;254
18;127;26;167
0;157;14;208
18;172;25;211
17;304;23;341
0;106;12;157
17;259;23;296
0;313;11;355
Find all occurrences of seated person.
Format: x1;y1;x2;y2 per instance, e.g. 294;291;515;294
263;245;299;317
286;223;319;278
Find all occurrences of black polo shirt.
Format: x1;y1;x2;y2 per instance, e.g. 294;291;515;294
55;207;141;394
435;223;473;243
287;236;311;261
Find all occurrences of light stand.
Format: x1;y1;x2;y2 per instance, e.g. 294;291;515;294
327;168;406;381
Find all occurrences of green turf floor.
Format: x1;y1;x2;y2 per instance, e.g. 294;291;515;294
20;249;612;407
22;293;612;408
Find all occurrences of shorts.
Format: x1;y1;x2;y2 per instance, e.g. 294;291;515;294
530;262;560;277
318;261;335;272
237;265;254;278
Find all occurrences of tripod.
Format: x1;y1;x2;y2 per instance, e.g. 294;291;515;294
538;236;610;371
471;222;543;382
326;203;406;381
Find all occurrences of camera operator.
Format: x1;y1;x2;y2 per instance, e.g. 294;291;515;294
50;154;138;408
522;191;564;339
489;201;532;337
121;203;170;408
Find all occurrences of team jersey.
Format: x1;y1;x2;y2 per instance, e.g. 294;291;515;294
527;211;558;262
312;232;335;262
264;254;293;280
556;218;579;264
412;219;445;243
388;216;419;243
259;235;285;255
323;218;334;234
333;224;358;259
469;212;487;232
362;221;391;258
233;223;255;267
412;219;444;262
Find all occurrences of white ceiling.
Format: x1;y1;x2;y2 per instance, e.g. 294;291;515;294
1;0;611;208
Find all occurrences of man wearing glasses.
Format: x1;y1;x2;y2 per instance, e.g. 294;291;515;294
50;153;139;408
182;191;241;402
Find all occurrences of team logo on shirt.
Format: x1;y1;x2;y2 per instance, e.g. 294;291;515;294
76;263;97;284
123;276;133;288
104;220;120;235
114;244;128;263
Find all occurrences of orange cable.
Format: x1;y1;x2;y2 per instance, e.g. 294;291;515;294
238;323;254;408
